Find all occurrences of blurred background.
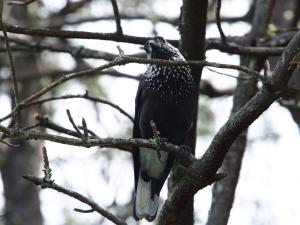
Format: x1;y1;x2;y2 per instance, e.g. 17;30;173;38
0;0;299;225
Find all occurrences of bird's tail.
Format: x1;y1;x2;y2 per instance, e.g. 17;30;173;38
133;172;159;222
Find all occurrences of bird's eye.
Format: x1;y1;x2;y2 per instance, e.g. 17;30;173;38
156;36;166;43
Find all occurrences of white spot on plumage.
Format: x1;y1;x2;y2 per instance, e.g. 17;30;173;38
144;40;194;101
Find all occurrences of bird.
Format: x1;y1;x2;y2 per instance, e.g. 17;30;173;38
132;36;195;221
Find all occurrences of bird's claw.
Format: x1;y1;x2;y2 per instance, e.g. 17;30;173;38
158;138;168;144
180;145;192;156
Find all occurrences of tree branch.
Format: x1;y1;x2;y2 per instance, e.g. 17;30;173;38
0;56;264;124
1;23;292;57
0;0;20;127
2;23;157;45
54;0;91;16
0;124;196;165
23;146;127;225
47;14;178;29
206;40;284;56
32;115;99;139
158;29;300;225
207;0;274;224
0;36;145;60
27;93;133;122
24;175;128;225
215;0;227;43
110;0;123;35
7;0;38;6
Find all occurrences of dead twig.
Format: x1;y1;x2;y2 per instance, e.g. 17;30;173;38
110;0;123;35
7;0;38;6
0;0;20;127
23;147;127;225
215;0;227;43
66;109;87;143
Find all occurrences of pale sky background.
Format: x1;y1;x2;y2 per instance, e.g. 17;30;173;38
0;0;299;225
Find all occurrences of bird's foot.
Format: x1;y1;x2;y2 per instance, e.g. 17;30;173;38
180;145;192;156
158;137;168;144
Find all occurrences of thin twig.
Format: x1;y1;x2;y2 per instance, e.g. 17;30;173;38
19;57;265;105
116;45;124;57
41;146;54;188
0;139;19;147
34;115;99;139
23;175;127;225
7;0;38;6
78;126;99;138
66;109;87;142
81;118;88;140
0;57;264;124
54;0;91;16
206;67;254;80
110;0;123;35
42;146;49;168
0;0;20;127
24;147;128;225
216;0;227;43
26;93;134;122
23;123;39;131
0;67;140;84
206;40;284;56
74;208;94;213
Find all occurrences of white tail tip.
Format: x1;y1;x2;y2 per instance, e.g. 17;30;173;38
134;173;159;221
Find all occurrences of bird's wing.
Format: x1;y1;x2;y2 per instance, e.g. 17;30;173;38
132;76;146;191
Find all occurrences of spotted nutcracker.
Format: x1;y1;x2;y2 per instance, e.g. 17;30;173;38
132;36;195;221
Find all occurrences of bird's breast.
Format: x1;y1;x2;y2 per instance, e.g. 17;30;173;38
144;65;195;103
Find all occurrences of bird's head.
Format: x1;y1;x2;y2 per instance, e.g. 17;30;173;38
144;36;185;61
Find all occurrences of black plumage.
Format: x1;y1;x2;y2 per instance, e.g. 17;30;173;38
132;36;195;221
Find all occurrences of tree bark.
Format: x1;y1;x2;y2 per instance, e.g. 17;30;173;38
0;7;43;225
167;0;208;225
207;1;274;225
270;0;300;131
159;28;300;225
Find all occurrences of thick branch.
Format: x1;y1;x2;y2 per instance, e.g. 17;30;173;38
0;23;291;57
169;0;208;225
1;36;285;58
0;125;195;165
206;41;284;56
207;1;273;224
2;23;157;45
158;30;300;225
